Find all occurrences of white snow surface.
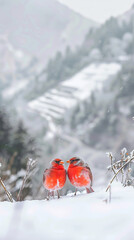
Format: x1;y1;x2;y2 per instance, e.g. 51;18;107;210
2;80;28;98
0;183;134;240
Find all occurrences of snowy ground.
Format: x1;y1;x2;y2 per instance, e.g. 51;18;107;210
0;183;134;240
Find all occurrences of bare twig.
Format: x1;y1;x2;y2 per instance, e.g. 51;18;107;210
107;158;133;170
0;177;14;202
106;152;118;180
8;152;18;170
17;174;27;201
106;156;134;192
17;158;37;201
108;185;112;203
120;148;127;184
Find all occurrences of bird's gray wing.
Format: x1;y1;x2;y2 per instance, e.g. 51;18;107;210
84;163;93;186
43;168;48;183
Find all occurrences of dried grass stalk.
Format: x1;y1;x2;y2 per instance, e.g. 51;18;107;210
0;177;14;202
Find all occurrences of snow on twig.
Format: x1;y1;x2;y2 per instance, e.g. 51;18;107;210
106;155;134;192
17;158;37;201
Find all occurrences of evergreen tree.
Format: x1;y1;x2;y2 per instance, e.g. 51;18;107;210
11;121;36;172
0;108;37;173
0;109;12;159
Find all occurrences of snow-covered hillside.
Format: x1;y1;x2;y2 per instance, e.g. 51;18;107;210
0;0;97;62
118;3;134;25
28;63;121;121
0;183;134;240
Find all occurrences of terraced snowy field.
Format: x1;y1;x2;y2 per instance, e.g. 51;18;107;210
28;63;121;121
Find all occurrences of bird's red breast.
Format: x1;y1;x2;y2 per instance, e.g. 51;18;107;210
43;159;66;191
67;158;93;188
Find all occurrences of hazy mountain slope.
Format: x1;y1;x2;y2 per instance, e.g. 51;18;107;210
83;4;134;59
28;63;121;122
1;4;134;195
66;59;134;153
44;4;134;85
0;0;97;62
2;4;133;154
118;3;134;25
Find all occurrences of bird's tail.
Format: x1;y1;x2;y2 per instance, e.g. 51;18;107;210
90;187;94;192
86;187;94;194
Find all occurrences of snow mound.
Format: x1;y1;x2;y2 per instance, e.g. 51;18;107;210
0;183;134;240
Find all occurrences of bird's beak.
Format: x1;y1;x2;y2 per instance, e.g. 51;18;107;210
66;160;70;163
60;161;64;165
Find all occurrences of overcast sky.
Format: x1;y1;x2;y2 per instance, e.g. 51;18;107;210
58;0;134;23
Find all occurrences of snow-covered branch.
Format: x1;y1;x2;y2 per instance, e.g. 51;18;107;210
17;158;37;201
106;149;134;192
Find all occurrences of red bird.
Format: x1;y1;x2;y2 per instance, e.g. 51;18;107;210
67;157;94;195
43;159;66;199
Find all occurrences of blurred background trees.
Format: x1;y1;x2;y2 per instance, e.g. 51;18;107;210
0;0;134;200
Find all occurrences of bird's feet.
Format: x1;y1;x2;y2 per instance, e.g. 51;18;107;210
74;188;77;196
57;190;60;199
86;187;94;194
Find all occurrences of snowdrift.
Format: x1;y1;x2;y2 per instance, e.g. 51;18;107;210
0;183;134;240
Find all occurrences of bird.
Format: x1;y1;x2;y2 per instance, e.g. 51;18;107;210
67;157;94;195
43;158;66;200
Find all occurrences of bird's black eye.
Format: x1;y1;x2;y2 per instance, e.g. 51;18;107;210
71;158;80;163
55;160;60;164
